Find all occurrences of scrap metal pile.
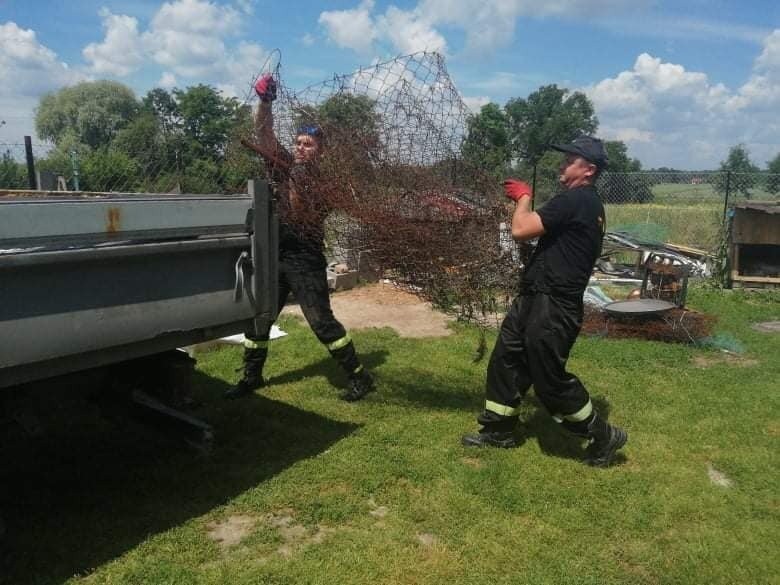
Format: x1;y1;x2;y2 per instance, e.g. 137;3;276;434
241;52;514;324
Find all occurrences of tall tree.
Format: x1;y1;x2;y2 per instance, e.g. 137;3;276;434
504;85;598;167
715;144;759;199
173;85;243;161
35;80;139;149
604;141;642;172
461;103;511;178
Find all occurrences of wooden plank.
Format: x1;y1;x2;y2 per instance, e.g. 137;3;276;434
732;207;780;245
731;274;780;283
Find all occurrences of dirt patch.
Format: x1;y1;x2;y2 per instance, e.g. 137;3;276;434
417;532;439;547
706;462;733;488
692;352;759;368
282;282;454;337
752;320;780;333
460;457;484;469
264;511;333;558
206;514;257;549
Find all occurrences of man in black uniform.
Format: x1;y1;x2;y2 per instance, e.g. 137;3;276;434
226;74;375;402
462;136;627;467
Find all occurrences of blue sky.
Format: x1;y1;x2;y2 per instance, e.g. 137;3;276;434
1;0;778;169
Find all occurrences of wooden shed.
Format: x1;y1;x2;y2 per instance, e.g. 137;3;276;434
729;202;780;288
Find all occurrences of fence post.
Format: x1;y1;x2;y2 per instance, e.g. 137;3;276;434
70;150;80;191
722;170;732;222
24;136;36;190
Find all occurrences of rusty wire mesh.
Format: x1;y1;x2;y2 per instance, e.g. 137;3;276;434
581;306;714;344
241;52;517;324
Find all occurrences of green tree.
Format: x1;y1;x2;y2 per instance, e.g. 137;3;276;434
112;112;165;178
461;103;511;178
766;152;780;194
35;80;139;149
173;85;243;161
298;93;382;184
604;141;642;172
143;88;180;136
79;149;141;192
0;151;27;189
505;85;598;167
715;144;760;199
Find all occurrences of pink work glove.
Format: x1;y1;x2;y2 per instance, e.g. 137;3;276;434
254;74;277;102
503;178;533;202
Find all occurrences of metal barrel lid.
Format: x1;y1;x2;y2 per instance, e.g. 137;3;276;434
603;299;677;316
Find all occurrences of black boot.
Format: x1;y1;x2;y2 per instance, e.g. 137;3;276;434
225;346;267;399
461;430;519;448
462;418;520;448
341;369;375;402
584;414;627;467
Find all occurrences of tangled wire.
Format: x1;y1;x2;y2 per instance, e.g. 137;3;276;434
240;52;519;327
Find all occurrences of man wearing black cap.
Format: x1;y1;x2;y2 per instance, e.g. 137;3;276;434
462;135;627;467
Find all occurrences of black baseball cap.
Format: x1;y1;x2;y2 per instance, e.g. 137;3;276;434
551;135;609;170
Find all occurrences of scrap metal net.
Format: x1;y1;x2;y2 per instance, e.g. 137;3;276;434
239;52;516;324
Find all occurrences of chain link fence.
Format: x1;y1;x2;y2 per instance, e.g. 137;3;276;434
0;141;258;195
2;140;778;255
529;169;780;252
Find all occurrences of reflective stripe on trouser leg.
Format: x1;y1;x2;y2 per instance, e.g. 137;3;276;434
556;401;595;438
485;400;520;418
243;338;269;349
327;335;362;375
327;334;352;352
478;297;532;431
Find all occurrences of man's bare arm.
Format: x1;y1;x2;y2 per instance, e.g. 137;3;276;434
254;100;283;156
510;196;546;241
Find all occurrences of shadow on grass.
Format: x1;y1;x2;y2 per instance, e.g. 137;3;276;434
268;349;389;390
519;395;628;465
0;369;357;585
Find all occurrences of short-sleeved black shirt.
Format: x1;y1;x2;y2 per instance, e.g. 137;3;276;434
521;185;605;298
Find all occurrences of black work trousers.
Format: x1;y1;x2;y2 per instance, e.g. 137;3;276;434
246;257;360;375
249;258;345;344
477;292;591;431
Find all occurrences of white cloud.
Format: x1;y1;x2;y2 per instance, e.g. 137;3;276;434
301;33;316;47
158;71;177;88
586;30;780;168
134;0;268;96
149;0;241;35
0;22;86;141
142;0;244;78
83;9;144;76
318;0;644;58
218;41;270;99
235;0;255;15
319;0;377;54
376;6;446;54
0;21;84;97
462;95;491;112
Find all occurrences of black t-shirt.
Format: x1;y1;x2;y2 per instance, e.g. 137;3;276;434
270;155;329;268
521;185;605;298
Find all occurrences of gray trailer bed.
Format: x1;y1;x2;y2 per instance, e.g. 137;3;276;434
0;180;278;389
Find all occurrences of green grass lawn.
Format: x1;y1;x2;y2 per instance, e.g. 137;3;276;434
605;202;723;249
3;288;778;585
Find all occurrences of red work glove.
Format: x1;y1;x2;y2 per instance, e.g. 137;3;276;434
503;178;533;202
254;74;277;102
